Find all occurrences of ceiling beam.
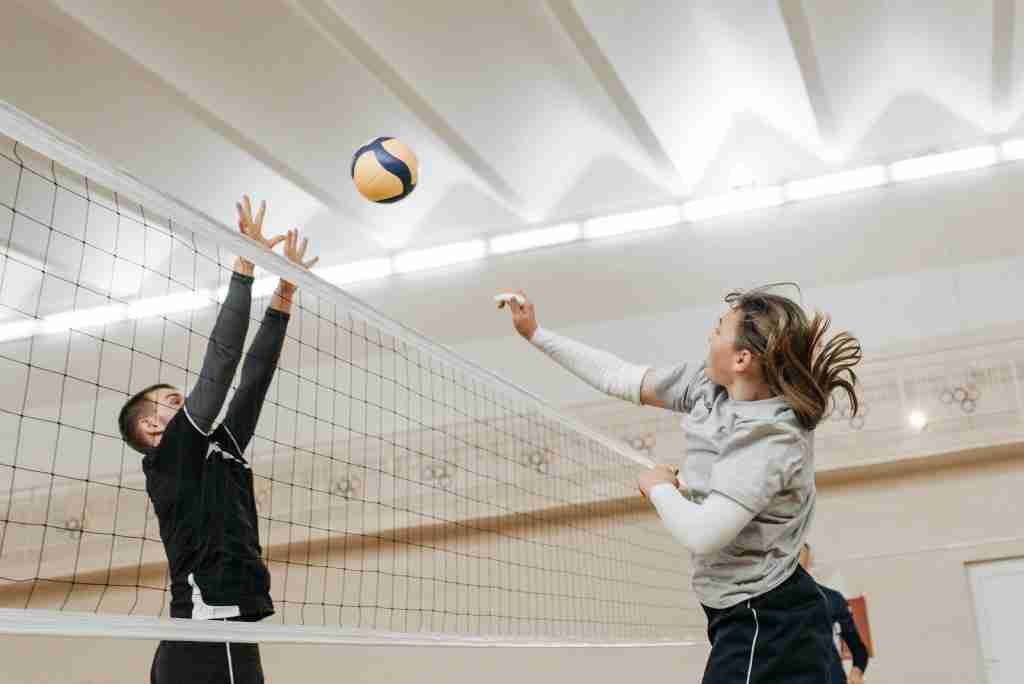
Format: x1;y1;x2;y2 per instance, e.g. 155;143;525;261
993;0;1017;124
778;0;837;148
284;0;526;213
545;0;683;188
35;0;365;230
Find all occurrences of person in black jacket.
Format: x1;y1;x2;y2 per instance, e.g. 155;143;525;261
118;196;317;684
800;543;870;684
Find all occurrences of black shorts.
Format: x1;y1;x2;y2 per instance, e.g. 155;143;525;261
150;639;264;684
701;565;833;684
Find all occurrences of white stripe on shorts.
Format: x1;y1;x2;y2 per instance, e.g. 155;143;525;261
746;601;760;684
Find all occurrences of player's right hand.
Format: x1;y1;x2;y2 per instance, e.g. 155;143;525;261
236;195;286;251
497;290;538;340
638;464;680;499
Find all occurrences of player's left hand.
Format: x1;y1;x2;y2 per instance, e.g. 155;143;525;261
279;228;319;291
848;667;865;684
638;464;681;498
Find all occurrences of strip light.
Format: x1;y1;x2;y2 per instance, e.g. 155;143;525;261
126;291;212;320
1000;138;1024;161
889;146;997;182
2;139;1023;345
490;223;581;254
319;258;393;285
683;186;783;222
583;206;682;239
393;240;486;274
785;166;887;201
40;305;128;334
0;320;40;343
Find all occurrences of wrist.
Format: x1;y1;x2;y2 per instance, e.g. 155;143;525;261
648;482;677;498
235;258;255;277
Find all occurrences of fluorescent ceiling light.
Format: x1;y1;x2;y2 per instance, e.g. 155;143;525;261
490;223;581;255
40;305;127;334
889;146;996;182
583;206;682;239
319;258;393;285
126;291;212;320
785;166;887;201
683;186;783;222
1000;138;1024;161
393;240;486;274
213;272;278;302
0;320;41;343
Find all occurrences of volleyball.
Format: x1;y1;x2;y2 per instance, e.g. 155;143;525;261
350;136;418;203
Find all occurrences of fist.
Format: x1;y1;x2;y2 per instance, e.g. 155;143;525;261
638;464;680;498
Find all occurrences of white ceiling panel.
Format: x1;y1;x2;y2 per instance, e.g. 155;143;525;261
801;1;995;159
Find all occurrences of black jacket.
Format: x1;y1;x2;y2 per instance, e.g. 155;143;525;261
143;272;287;620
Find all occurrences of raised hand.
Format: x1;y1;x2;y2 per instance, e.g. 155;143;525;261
275;228;319;299
497;290;538;340
281;228;319;271
638;464;681;499
236;195;286;251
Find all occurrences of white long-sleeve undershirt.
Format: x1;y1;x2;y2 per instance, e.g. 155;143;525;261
647;486;755;556
529;327;648;405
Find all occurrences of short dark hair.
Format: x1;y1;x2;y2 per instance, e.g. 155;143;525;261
118;383;175;455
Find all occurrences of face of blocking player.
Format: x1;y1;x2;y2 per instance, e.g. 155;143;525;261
134;387;184;450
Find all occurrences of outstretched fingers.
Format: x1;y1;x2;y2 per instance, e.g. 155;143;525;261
254;200;266;228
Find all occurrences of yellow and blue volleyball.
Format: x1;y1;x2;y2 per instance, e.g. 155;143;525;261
350;137;418;203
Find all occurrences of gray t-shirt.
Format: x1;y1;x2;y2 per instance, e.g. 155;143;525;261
649;362;815;609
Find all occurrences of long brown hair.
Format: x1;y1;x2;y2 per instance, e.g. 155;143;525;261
725;284;861;430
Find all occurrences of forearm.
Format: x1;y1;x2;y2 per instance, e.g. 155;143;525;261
528;327;648;405
847;630;869;671
185;272;252;432
223;307;289;453
647;487;753;555
835;608;868;670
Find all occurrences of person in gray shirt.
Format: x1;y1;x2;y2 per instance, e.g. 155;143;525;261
499;284;861;684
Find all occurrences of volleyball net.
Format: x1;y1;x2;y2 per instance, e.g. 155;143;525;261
0;101;699;647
